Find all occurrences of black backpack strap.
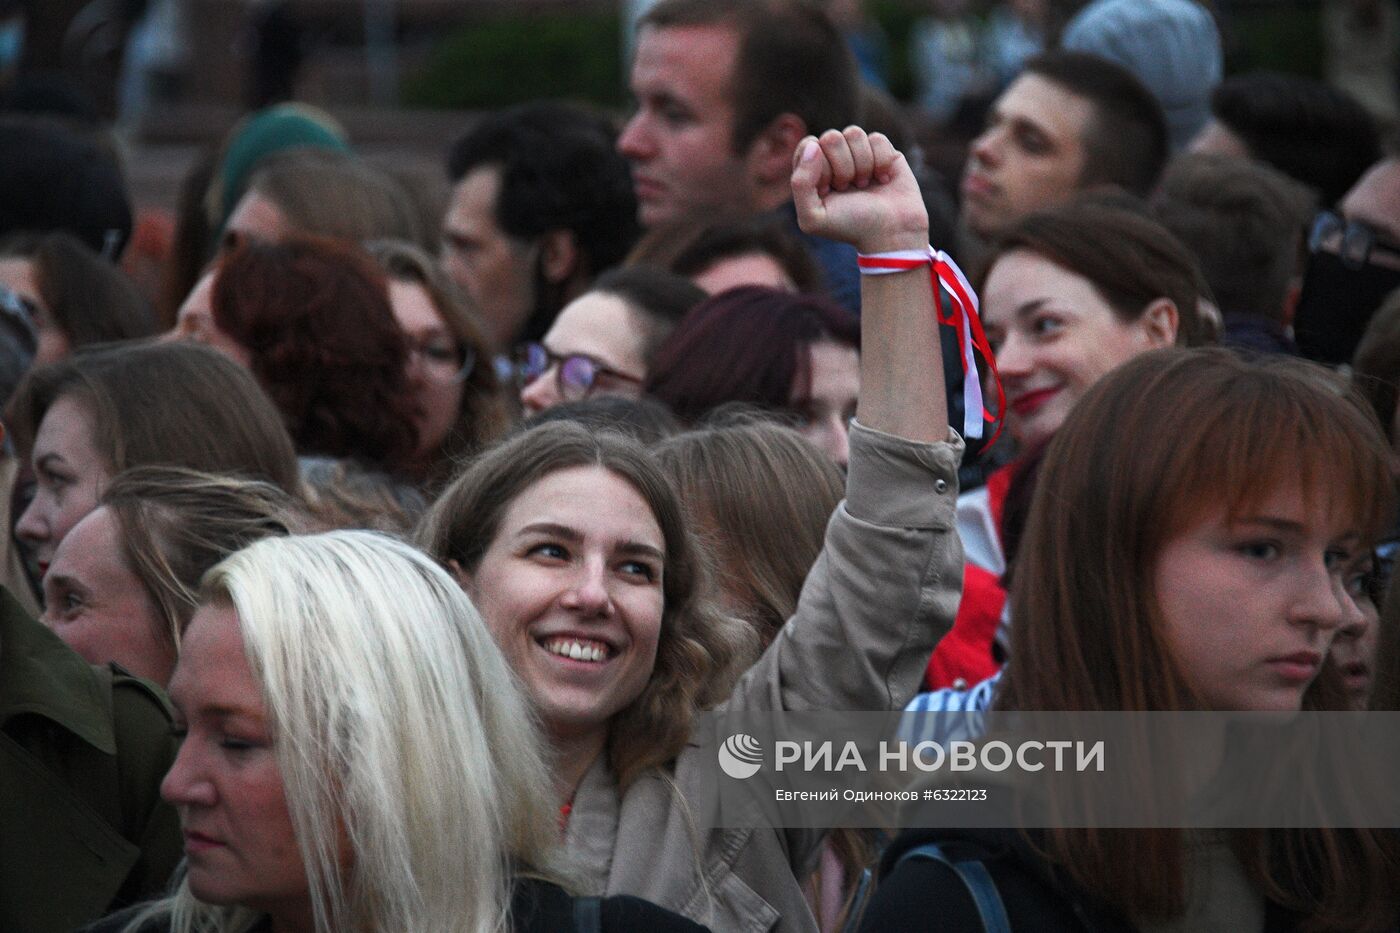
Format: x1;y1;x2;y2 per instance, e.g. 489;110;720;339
895;841;1011;933
573;895;603;933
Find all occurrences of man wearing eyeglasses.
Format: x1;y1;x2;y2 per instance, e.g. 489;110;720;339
1294;157;1400;365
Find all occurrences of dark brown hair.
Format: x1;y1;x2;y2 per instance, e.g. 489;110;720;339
1152;153;1315;324
0;230;157;348
8;341;301;494
210;235;420;470
640;0;858;153
1021;51;1168;200
978;199;1212;347
997;348;1397;927
587;265;707;365
626;213;823;296
417;421;756;791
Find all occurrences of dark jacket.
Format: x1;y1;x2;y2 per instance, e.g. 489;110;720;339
859;826;1311;933
85;878;712;932
0;587;181;933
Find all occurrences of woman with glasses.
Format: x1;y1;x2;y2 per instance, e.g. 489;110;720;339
516;266;705;414
367;240;508;488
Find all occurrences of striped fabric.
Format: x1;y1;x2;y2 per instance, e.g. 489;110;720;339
900;671;1002;746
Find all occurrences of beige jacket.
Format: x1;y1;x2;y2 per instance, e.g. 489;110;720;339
565;421;965;933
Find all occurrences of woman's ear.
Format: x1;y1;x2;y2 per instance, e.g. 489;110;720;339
1140;297;1180;348
447;558;473;593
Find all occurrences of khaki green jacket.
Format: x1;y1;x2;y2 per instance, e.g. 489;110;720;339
0;587;181;933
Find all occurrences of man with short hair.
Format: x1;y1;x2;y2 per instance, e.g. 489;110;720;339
618;0;863;311
1190;72;1380;207
1152;153;1316;354
960;51;1169;246
442;101;639;357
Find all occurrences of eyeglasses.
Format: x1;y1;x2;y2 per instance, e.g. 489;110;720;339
408;338;475;384
514;342;643;400
0;285;38;353
1307;211;1400;270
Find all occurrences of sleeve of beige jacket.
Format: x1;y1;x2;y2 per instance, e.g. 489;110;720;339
723;418;964;715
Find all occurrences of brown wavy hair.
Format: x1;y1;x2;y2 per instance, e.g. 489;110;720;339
210;234;419;470
417;421;757;791
997;348;1398;929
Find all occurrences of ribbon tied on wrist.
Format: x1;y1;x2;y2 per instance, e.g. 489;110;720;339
856;246;1004;444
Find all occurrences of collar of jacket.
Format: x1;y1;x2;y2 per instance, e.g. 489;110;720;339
0;585;117;754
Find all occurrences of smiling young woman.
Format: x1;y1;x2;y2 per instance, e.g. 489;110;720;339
929;199;1213;691
417;126;964;932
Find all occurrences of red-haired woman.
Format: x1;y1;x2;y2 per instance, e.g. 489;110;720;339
172;234;420;478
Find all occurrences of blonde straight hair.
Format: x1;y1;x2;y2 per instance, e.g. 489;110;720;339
126;531;562;932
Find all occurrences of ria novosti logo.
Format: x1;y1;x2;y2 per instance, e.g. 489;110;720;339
718;733;763;779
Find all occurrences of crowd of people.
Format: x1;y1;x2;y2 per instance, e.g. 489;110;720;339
3;0;1400;930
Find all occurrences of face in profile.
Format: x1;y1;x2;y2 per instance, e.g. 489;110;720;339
162;603;316;926
169;270;253;368
387;278;466;460
440;165;537;354
981;249;1174;449
462;465;665;743
961;74;1092;240
789;339;858;468
16;393;111;576
1153;481;1364;711
42;506;173;684
617;24;756;226
1332;554;1381;709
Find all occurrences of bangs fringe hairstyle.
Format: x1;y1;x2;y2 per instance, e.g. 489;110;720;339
417;421;758;791
126;531;561;933
997;348;1399;929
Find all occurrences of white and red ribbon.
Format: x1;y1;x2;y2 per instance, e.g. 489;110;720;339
856;246;1003;443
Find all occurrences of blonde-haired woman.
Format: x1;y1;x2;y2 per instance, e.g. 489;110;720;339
89;531;706;933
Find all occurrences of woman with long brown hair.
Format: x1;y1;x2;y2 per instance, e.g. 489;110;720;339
418;127;965;932
865;348;1400;931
